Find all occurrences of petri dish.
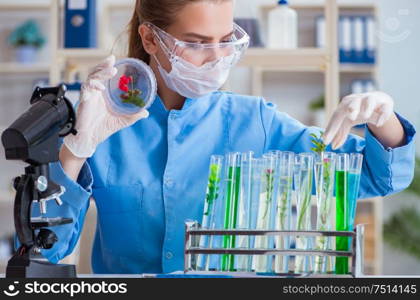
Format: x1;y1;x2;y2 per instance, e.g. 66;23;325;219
106;58;157;115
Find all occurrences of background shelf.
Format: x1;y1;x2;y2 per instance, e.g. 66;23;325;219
0;0;387;275
240;48;328;70
0;62;49;74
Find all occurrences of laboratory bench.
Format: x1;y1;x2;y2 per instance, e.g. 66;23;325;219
1;272;419;278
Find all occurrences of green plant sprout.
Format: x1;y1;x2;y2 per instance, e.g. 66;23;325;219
311;130;332;230
310;131;327;154
263;168;275;219
311;131;335;272
121;89;145;107
278;176;292;229
203;164;221;216
296;175;312;230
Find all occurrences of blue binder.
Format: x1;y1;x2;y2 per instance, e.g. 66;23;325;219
64;0;97;48
364;16;376;64
352;16;365;63
339;16;353;63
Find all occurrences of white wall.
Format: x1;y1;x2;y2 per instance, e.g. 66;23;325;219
376;0;420;152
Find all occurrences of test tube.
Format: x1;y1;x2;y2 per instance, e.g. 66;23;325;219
235;152;255;272
253;154;277;273
248;157;265;271
221;152;242;272
273;151;294;274
313;152;336;273
335;153;350;275
197;155;224;270
294;153;314;274
348;153;363;232
208;157;228;271
266;151;281;273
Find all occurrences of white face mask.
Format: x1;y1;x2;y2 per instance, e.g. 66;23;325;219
147;22;249;99
154;53;235;100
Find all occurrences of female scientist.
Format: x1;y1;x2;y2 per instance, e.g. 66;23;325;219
38;0;415;274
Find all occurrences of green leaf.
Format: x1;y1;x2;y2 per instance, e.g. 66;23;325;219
311;140;322;147
310;130;327;154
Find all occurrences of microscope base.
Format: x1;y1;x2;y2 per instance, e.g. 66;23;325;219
6;258;76;278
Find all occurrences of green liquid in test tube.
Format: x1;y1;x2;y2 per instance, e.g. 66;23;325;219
335;154;349;275
221;153;241;271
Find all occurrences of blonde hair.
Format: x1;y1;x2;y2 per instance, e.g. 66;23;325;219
128;0;231;63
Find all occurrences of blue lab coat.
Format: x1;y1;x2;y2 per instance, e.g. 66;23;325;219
26;91;416;274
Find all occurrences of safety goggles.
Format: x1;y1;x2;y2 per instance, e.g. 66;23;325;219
145;22;250;67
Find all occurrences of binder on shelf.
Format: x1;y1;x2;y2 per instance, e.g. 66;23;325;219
335;15;376;65
351;79;365;95
364;79;376;92
64;0;97;48
351;79;376;95
339;16;353;63
351;79;376;130
316;16;326;48
365;16;376;64
63;82;82;106
353;16;365;64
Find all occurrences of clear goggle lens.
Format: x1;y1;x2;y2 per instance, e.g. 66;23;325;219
147;22;250;67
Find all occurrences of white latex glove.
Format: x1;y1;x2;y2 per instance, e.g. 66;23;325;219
323;91;394;149
64;55;149;158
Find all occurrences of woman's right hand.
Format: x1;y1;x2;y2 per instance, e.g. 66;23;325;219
64;55;150;158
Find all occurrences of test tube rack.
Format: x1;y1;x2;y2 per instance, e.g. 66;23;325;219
184;221;366;278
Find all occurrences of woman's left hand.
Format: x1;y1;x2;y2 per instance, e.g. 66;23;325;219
323;91;395;149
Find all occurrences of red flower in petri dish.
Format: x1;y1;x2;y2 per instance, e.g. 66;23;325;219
118;75;132;92
117;74;146;108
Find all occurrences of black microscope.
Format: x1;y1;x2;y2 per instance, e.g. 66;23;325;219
1;85;78;278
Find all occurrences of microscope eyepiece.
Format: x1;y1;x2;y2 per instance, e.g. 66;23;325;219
1;85;77;165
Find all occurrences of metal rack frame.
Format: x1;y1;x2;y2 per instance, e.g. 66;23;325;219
184;221;365;278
